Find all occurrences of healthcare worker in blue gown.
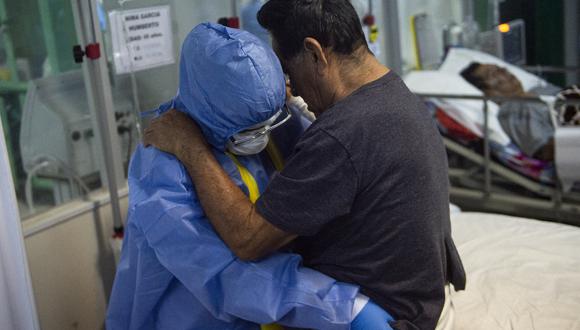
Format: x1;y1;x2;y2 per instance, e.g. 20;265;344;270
106;22;394;330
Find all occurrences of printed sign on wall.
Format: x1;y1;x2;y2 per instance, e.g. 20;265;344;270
109;5;174;74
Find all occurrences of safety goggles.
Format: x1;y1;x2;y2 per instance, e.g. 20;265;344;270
230;104;292;146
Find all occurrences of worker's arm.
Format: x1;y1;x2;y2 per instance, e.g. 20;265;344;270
144;109;295;261
129;145;363;329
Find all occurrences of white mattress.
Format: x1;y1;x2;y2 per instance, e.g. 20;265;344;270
450;212;580;329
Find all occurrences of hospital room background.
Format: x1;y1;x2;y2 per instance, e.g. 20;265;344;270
0;0;578;329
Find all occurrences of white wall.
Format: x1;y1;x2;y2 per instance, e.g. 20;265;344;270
397;0;463;72
22;191;128;330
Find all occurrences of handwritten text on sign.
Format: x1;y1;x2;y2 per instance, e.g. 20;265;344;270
109;6;174;74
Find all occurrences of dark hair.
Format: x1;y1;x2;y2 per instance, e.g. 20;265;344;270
460;62;487;90
257;0;368;60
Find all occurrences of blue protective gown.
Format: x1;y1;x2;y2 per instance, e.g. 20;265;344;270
106;23;359;330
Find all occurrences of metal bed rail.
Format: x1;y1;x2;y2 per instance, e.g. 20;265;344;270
415;92;580;225
520;65;580;74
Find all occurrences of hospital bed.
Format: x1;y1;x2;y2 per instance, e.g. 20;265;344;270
449;209;580;329
404;48;580;226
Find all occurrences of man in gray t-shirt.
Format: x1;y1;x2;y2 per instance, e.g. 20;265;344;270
257;70;465;330
145;1;465;328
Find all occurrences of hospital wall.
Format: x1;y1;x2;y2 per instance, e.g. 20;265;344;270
112;0;391;114
22;190;128;329
397;0;463;72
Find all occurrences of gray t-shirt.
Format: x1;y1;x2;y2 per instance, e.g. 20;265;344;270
256;72;465;330
498;87;555;157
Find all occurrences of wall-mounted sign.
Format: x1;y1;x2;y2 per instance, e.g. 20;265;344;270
109;5;174;74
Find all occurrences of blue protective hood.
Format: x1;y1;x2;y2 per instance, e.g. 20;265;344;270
174;22;285;150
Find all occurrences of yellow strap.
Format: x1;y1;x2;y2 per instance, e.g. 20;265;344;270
369;24;379;43
410;15;422;70
265;140;285;171
226;153;260;203
226;153;285;330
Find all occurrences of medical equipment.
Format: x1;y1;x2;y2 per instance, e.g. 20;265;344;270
459;0;480;51
218;0;240;28
440;0;480;54
350;0;380;57
442;22;464;51
362;1;379;55
404;48;580;225
20;70;136;207
479;19;527;65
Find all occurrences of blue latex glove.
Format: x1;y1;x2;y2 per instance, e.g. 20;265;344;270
351;299;395;330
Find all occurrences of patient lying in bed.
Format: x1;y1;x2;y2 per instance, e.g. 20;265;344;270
460;62;579;161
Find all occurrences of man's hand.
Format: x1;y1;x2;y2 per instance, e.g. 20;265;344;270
143;109;207;158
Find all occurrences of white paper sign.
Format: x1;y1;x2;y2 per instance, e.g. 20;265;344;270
109;5;174;74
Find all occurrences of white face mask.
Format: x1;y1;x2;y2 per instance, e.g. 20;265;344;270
225;107;291;156
226;132;270;156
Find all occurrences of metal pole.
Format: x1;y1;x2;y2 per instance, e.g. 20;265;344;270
483;99;491;195
415;93;580;107
231;0;238;17
37;0;60;73
71;0;125;230
382;0;403;74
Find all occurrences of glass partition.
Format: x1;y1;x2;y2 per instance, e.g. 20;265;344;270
2;0;395;220
0;0;98;218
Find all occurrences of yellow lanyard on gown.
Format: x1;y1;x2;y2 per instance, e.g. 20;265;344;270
226;153;261;203
226;143;285;330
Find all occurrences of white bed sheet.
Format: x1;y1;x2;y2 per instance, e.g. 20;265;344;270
450;212;580;330
404;70;511;146
439;48;549;92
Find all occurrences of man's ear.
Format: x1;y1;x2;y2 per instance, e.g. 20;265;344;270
303;37;328;75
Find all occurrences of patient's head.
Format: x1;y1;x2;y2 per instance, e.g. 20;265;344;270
460;62;526;98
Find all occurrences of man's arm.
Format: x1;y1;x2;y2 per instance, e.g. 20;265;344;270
128;146;364;329
144;110;295;260
181;145;297;260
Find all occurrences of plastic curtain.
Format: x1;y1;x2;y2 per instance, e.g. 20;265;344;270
0;123;39;330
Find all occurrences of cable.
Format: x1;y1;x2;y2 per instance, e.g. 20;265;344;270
25;161;50;214
25;155;93;214
117;0;145;141
124;125;133;177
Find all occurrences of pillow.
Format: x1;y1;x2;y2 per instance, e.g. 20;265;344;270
404;70;511;146
439;48;549;92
